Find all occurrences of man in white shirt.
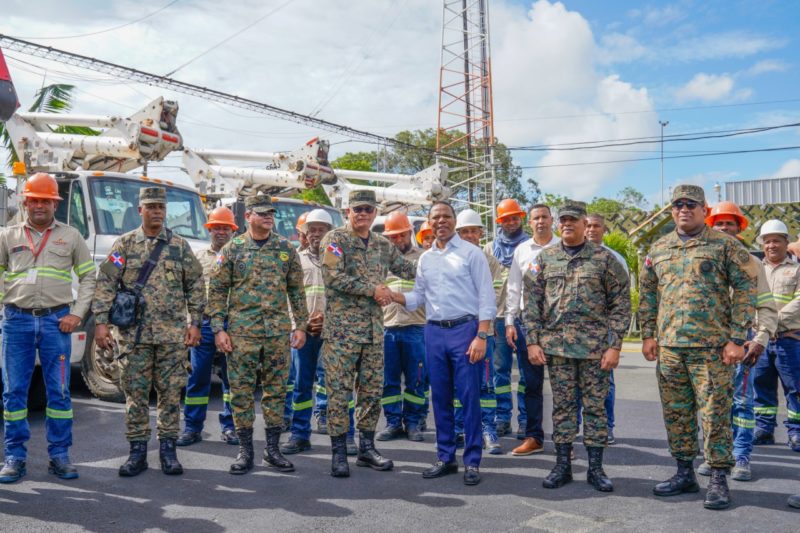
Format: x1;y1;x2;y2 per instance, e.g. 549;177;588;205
504;204;560;456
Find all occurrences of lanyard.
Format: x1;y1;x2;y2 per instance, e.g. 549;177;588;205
24;227;53;263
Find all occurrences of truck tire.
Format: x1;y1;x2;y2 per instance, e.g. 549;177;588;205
81;318;125;403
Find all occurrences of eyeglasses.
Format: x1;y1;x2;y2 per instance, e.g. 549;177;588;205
351;205;375;214
672;200;699;210
250;210;275;218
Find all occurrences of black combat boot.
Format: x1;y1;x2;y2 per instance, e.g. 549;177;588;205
586;447;613;492
330;434;350;478
543;443;573;488
653;459;700;496
263;427;295;472
119;441;148;477
355;430;394;471
159;438;184;475
704;468;731;510
229;428;254;475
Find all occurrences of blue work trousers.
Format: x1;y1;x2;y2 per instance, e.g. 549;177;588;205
494;318;527;427
183;320;234;434
753;337;800;436
288;334;324;441
455;337;496;435
382;325;428;428
732;362;756;458
426;319;482;468
2;306;72;461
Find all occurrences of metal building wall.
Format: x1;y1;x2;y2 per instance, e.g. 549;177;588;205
725;176;800;205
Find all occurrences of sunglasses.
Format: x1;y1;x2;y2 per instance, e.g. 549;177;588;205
351;205;375;214
672;200;699;210
250;210;275;218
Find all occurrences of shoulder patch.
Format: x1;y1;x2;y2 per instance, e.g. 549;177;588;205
734;248;751;266
323;242;343;268
232;236;244;245
279;251;289;262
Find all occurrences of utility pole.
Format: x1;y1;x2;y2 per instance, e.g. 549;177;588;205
659;120;669;207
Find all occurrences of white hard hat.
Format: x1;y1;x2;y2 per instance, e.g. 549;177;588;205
757;219;789;244
302;208;333;233
456;209;485;230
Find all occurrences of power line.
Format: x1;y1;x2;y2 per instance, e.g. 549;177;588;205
9;1;181;40
164;0;296;77
518;145;800;170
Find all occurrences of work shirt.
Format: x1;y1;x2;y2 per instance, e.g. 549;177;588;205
404;233;496;322
505;235;560;325
638;226;756;347
299;248;326;316
763;256;800;333
482;242;509;319
384;247;425;328
523;241;631;359
0;219;96;318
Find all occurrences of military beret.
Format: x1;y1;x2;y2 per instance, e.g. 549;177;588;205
349;189;377;207
558;200;588;219
671;184;705;204
245;195;276;213
139;187;167;205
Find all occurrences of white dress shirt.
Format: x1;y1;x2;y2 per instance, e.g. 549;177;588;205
504;234;560;325
404;233;496;322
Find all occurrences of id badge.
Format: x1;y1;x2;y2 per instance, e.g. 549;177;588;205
22;269;37;285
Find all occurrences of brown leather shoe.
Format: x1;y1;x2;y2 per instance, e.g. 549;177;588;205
511;437;544;456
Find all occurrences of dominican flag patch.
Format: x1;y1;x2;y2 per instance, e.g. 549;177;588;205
529;261;541;274
108;252;125;268
216;253;225;265
327;243;343;257
644;255;653;268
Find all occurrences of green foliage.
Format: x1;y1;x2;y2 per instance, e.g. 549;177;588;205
617;186;649;211
588;197;625;217
332;151;375;172
292;185;331;205
602;229;640;315
541;193;567;211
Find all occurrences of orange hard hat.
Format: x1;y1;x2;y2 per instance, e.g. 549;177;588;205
296;212;309;233
705;201;748;231
22;172;62;201
495;198;525;222
382;211;413;236
205;206;239;230
416;220;432;245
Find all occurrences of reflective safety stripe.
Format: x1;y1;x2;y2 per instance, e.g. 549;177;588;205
306;284;325;295
315;384;327;395
7;267;72;283
773;293;794;303
348;399;355;409
517;385;526;394
292;399;314;411
733;416;755;429
75;260;96;277
381;395;402;406
222;393;231;403
453;399;463;408
45;407;73;419
403;392;426;405
286;385;295;393
788;409;800;421
386;280;415;290
3;408;28;421
492;280;504;288
756;292;773;305
754;406;778;415
184;396;209;406
480;399;498;408
495;385;512;394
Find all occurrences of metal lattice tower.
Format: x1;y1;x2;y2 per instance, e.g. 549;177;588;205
436;0;497;232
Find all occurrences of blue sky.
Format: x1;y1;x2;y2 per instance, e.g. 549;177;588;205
1;0;798;207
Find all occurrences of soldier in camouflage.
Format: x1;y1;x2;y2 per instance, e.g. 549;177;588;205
93;187;205;477
639;184;757;510
319;189;417;478
523;200;630;492
207;195;308;475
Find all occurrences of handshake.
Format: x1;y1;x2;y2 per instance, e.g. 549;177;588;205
373;284;403;307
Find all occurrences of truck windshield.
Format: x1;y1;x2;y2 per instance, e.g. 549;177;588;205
271;201;343;247
89;177;209;240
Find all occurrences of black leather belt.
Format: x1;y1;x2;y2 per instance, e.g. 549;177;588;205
8;303;69;317
427;315;476;329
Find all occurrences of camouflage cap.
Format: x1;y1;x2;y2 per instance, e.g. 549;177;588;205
245;194;276;213
671;184;705;204
139;187;167;205
349;189;377;207
558;200;588;219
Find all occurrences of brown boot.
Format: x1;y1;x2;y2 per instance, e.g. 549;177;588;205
512;437;544;456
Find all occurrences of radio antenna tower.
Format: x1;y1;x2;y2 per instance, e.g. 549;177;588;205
436;0;496;232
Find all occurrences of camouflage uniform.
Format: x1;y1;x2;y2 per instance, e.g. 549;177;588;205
206;198;308;432
523;202;631;447
93;189;205;442
639;188;757;469
320;202;417;438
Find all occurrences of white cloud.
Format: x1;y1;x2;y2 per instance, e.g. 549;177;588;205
642;5;687;27
675;73;752;103
665;32;787;62
743;59;789;77
761;159;800;179
491;1;657;200
597;33;648;64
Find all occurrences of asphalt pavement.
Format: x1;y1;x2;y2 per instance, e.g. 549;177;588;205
0;343;798;532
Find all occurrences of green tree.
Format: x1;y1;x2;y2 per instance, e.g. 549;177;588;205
617;186;648;211
588;197;625;217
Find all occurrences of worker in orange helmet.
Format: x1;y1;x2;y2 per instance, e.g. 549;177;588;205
177;206;241;448
416;221;434;250
700;200;777;482
296;212;309;251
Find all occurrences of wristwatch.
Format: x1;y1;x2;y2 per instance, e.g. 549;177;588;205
731;338;746;346
477;331;488;340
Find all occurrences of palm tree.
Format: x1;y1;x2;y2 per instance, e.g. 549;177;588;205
1;83;98;168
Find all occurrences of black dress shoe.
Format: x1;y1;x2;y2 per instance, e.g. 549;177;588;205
422;460;458;479
463;466;481;486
